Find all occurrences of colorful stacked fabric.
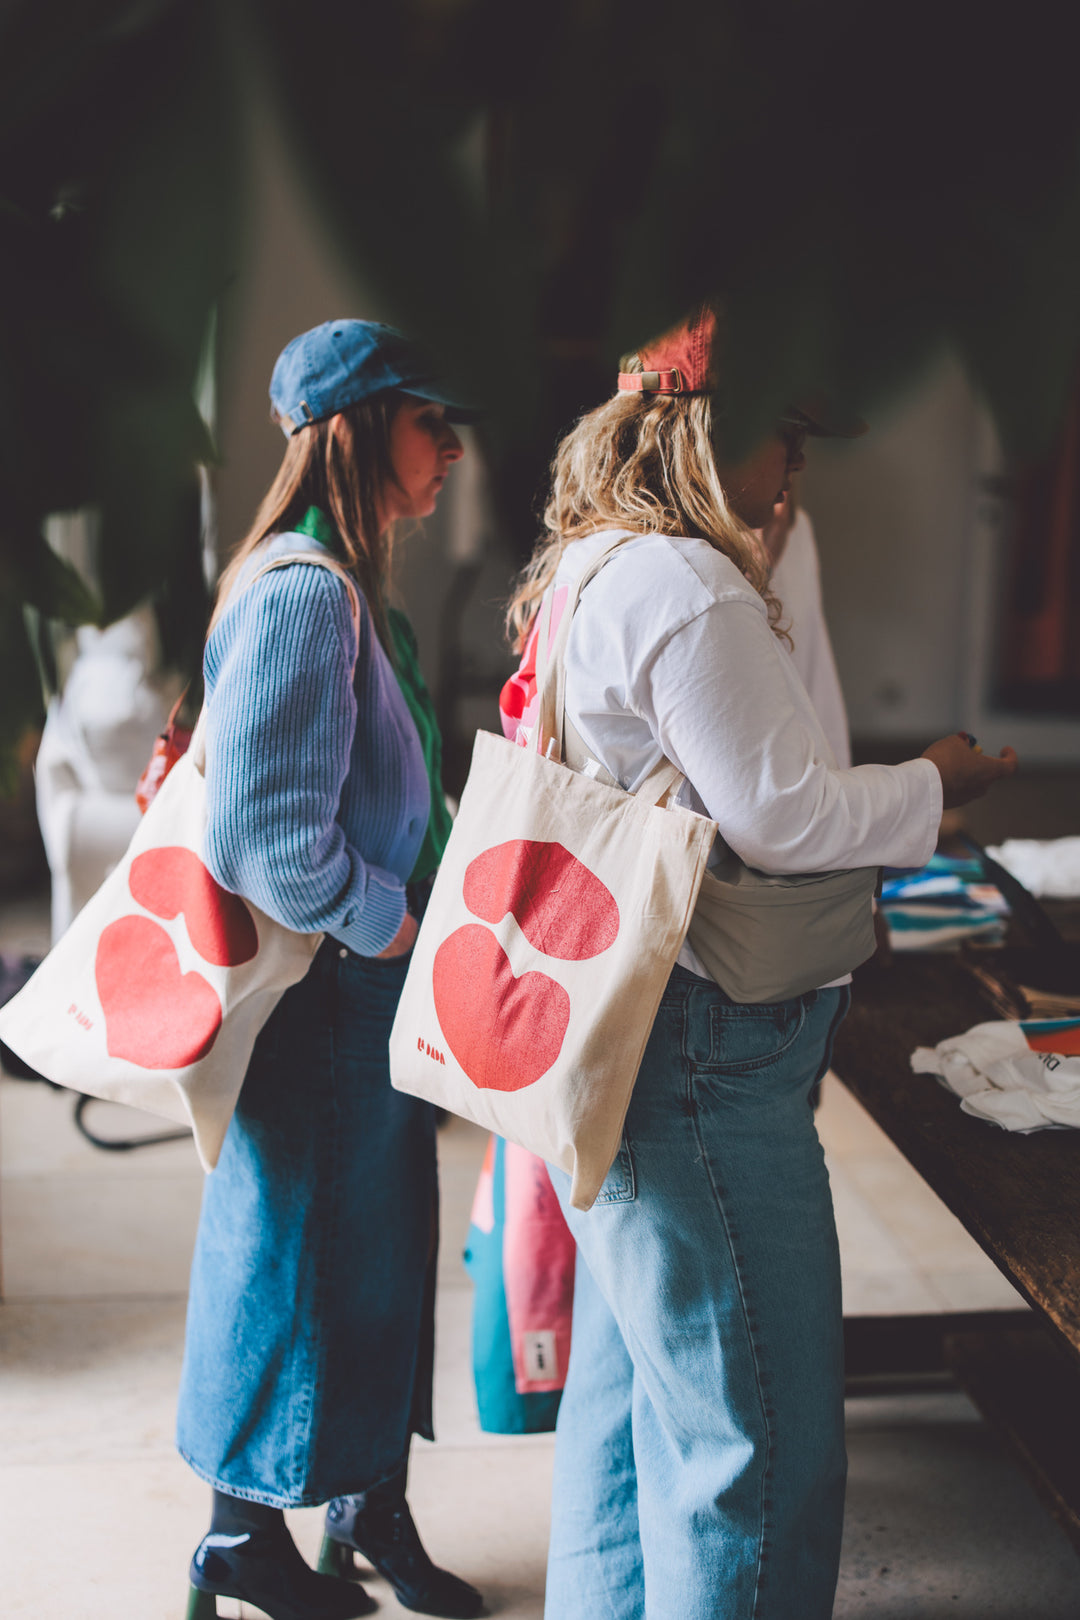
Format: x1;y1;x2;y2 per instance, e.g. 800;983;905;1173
880;853;1010;952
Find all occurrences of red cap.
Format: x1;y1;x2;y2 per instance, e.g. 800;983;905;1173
617;303;718;396
617;303;869;437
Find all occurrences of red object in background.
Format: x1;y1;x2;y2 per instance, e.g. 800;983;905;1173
998;380;1080;708
135;695;193;814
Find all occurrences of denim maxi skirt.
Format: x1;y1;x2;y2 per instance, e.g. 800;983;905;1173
176;939;437;1508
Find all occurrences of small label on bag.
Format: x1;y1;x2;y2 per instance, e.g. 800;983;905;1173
522;1329;558;1381
417;1036;446;1065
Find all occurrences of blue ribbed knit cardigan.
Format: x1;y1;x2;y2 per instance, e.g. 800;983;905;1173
202;533;430;955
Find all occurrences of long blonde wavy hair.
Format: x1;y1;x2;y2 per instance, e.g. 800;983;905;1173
506;357;785;650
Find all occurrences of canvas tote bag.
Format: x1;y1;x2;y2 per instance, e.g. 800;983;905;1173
390;539;717;1211
0;551;361;1172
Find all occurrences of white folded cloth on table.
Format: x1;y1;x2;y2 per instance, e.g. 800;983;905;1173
986;837;1080;899
911;1019;1080;1132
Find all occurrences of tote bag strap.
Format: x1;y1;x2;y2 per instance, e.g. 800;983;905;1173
635;756;684;808
189;550;364;776
532;584;557;752
534;533;636;758
532;535;687;809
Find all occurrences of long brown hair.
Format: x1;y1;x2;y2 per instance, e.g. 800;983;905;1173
506;356;785;650
212;395;403;644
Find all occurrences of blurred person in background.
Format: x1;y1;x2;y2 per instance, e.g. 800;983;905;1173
763;487;850;770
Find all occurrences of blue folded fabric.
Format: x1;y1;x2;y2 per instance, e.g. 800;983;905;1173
880;855;1009;952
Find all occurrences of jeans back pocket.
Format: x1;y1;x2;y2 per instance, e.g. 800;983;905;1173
593;1141;636;1204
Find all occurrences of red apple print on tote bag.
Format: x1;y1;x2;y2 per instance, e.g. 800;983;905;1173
463;840;619;959
95;916;223;1068
433;925;571;1092
95;849;259;1070
129;847;258;966
434;839;619;1091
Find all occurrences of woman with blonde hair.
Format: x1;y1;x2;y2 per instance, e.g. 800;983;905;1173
178;320;482;1620
502;305;1015;1618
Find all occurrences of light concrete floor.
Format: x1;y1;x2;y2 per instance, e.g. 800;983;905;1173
2;890;1079;1616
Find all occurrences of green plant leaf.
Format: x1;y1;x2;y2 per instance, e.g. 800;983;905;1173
17;532;102;625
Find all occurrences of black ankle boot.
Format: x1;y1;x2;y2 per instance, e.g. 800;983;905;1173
322;1490;484;1618
187;1525;377;1620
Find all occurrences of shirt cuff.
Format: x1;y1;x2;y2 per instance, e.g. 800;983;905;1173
903;755;945;868
330;866;408;956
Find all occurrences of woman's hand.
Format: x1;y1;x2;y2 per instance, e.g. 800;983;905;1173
376;910;419;959
921;734;1018;809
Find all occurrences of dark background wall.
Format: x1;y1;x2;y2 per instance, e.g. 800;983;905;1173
214;98;1080;769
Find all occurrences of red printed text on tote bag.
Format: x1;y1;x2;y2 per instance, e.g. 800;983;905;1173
432;839;619;1093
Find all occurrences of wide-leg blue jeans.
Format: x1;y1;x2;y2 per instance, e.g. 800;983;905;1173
545;966;850;1620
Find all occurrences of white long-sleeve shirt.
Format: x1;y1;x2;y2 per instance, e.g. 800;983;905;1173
549;530;941;981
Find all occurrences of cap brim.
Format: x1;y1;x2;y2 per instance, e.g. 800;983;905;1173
401;380;483;424
782;396;868;439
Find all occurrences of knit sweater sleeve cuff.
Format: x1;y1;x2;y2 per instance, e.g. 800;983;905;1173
329;864;408;956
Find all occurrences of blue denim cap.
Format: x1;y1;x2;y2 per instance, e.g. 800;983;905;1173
269;318;479;436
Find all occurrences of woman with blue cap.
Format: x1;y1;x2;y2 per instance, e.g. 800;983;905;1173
177;320;483;1620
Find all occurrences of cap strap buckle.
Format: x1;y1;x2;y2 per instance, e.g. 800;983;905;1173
617;368;685;394
277;399;316;435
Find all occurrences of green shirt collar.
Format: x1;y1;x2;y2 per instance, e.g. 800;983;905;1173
294;504;338;552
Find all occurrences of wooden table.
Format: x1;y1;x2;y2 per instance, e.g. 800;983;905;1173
833;951;1080;1548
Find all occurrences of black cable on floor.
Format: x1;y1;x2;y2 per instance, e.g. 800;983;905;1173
71;1093;192;1153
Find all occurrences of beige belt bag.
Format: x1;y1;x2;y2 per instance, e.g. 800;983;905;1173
687;850;878;1003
